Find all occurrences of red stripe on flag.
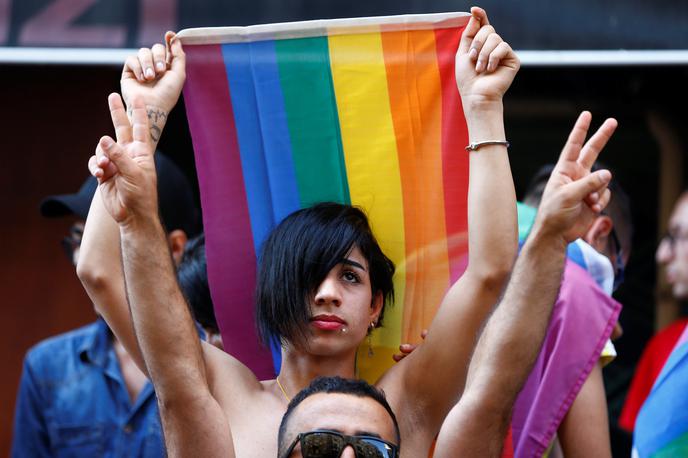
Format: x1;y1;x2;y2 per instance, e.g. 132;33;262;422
183;44;274;379
434;27;470;283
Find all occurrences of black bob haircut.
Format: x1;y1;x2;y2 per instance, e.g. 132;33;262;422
277;376;401;456
177;233;218;334
255;202;395;347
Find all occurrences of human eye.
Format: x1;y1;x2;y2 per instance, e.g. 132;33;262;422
342;270;361;283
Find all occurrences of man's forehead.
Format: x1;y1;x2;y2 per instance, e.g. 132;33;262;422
289;393;395;439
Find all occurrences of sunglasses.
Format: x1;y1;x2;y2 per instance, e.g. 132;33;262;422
61;224;84;261
282;430;398;458
609;227;625;291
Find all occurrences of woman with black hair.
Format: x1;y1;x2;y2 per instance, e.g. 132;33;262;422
81;7;520;457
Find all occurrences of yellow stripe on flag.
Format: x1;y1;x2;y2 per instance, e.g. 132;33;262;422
328;32;406;382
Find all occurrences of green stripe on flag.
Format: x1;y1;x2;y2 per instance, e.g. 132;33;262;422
275;36;350;205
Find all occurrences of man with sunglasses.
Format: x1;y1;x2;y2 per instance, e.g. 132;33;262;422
11;154;200;457
278;377;400;458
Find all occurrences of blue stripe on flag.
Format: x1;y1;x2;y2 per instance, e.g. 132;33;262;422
249;40;301;225
222;43;275;253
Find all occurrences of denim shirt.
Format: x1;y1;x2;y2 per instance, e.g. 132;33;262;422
12;319;165;457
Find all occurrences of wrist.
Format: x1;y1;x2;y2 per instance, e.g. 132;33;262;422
120;210;164;239
462;99;505;140
463;96;504;114
526;220;568;254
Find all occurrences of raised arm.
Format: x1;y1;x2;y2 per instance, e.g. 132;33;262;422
77;185;146;371
77;35;185;373
90;94;235;457
381;7;519;431
558;361;612;458
434;112;617;457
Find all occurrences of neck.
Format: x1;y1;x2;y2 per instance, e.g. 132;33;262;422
277;346;358;397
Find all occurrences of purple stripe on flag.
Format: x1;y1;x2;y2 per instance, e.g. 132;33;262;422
183;44;274;379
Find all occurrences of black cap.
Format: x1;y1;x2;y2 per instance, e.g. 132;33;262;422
40;176;97;220
40;153;201;237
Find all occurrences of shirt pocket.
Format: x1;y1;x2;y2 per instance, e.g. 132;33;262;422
49;423;105;457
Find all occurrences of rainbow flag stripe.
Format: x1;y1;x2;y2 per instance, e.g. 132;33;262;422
178;13;471;381
633;329;688;457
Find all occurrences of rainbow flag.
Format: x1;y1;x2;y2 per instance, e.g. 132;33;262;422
633;327;688;457
178;12;471;381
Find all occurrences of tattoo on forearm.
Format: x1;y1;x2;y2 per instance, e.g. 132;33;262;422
123;101;168;144
150;125;162;143
147;108;168;144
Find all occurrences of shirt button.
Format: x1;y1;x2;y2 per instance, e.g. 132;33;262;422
123;424;133;434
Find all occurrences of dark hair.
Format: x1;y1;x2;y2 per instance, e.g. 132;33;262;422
277;376;401;456
523;162;633;255
177;233;218;334
255;203;395;347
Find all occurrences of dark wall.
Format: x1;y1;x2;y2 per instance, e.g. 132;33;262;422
3;0;687;49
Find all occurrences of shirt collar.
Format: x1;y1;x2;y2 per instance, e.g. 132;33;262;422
78;318;112;368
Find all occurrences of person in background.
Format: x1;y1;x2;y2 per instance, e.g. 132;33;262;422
12;152;200;458
631;191;688;456
178;233;223;350
508;163;631;457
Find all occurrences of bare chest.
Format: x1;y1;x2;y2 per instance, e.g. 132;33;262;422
226;393;285;457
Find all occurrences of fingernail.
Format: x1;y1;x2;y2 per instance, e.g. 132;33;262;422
469;48;478;59
145;67;154;78
476;59;485;72
156;61;165;71
102;138;113;148
487;60;496;72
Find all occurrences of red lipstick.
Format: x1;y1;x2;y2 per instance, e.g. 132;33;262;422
310;314;346;331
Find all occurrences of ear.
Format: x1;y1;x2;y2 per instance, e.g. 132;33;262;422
583;215;613;253
167;229;188;266
370;291;384;325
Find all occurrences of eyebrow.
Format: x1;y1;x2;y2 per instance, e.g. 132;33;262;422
341;259;366;271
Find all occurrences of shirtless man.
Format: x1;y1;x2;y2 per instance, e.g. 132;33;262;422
83;7;521;457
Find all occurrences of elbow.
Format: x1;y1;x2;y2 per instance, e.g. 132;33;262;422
473;262;514;294
76;257;110;298
156;383;213;416
461;386;513;427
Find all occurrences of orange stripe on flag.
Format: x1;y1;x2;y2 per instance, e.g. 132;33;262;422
381;29;451;344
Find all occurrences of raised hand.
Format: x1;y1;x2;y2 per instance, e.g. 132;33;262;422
455;7;520;107
535;112;618;243
121;32;186;144
88;94;158;227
